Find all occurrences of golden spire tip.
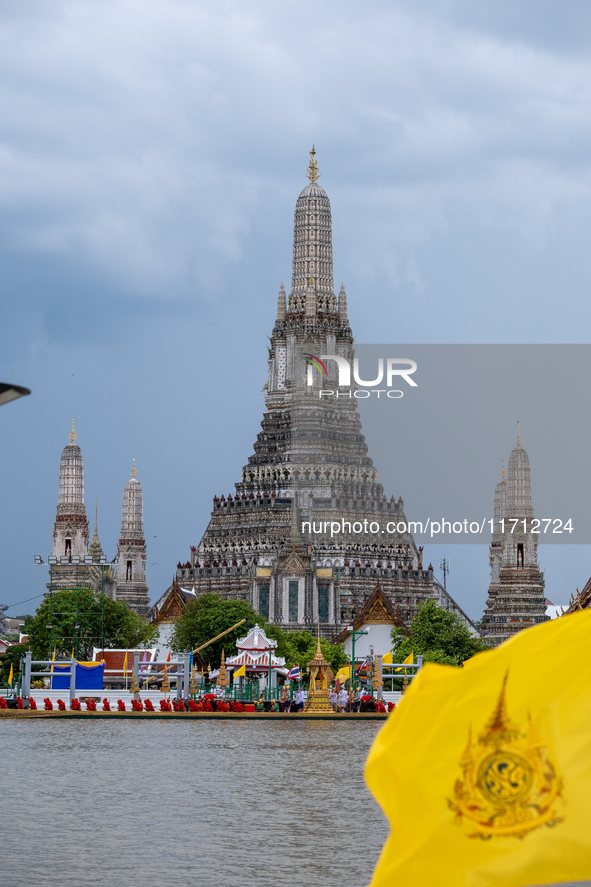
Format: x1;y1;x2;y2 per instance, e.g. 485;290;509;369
306;146;320;184
131;458;137;479
69;419;77;445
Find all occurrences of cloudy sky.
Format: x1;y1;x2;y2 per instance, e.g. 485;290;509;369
2;0;591;622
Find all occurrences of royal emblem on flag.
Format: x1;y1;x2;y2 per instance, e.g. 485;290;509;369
449;673;564;840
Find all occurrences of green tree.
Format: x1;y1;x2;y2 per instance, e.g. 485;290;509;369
252;625;347;676
169;594;260;666
0;643;27;686
27;588;158;660
262;622;300;665
169;594;348;675
391;600;488;667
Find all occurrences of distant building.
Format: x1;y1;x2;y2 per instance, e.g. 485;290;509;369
43;423;149;616
149;579;196;654
481;428;548;645
113;462;149;616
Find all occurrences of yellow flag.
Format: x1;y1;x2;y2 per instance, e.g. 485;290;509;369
394;651;413;672
123;650;128;677
50;647;56;676
335;666;351;682
382;652;393;666
365;610;591;887
233;664;246;678
8;663;13;686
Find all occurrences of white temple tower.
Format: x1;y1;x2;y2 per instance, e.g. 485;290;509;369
47;421;92;591
115;461;149;617
51;421;89;563
481;426;548;645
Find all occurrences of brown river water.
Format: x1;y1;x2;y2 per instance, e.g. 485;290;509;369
1;718;388;887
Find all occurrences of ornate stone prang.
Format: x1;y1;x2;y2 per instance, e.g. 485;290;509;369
277;284;286;321
47;426;92;594
482;431;547;646
89;499;104;564
115;464;149;617
171;154;475;639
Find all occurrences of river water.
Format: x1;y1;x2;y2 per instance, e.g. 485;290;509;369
1;719;388;887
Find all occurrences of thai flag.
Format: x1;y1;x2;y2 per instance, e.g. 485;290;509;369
287;666;300;680
355;658;370;677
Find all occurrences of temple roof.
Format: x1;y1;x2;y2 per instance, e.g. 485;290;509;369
225;649;286;670
149;579;195;623
236;623;278;652
565;576;591;615
334;580;406;644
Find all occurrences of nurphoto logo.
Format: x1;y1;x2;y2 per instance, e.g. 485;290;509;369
304;353;418;399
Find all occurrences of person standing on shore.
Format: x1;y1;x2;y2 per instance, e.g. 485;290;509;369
348;687;355;712
295;686;305;712
280;683;289;713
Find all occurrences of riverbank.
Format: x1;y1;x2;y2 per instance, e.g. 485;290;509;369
0;708;388;721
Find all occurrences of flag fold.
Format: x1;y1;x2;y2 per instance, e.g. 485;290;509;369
365;611;591;887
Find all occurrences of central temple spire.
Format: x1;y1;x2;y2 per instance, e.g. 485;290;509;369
170;153;474;640
289;147;335;311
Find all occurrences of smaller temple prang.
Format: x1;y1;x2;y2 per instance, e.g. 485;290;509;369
338;284;348;322
481;429;547;646
51;423;90;570
45;429;145;608
89;499;104;564
276;284;286;322
114;462;150;617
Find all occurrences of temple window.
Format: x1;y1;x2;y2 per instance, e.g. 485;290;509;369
126;560;133;581
289;581;299;622
258;585;270;621
318;585;329;623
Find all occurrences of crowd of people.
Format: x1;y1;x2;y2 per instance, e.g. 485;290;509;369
250;684;391;713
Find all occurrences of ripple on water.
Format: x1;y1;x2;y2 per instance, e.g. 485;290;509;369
1;719;388;887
